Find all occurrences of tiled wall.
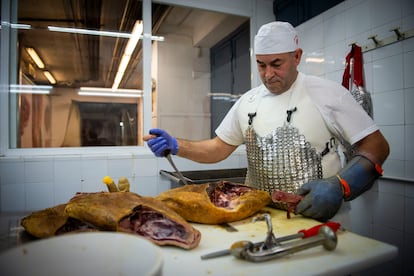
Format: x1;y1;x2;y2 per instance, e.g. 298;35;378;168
0;148;248;211
295;0;414;274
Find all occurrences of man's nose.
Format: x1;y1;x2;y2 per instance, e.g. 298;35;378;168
264;67;274;78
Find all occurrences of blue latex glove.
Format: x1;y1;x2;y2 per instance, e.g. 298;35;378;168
295;177;343;221
146;128;178;157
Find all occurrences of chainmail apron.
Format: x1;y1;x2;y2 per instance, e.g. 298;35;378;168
245;109;323;198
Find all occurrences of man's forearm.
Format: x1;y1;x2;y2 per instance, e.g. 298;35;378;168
177;137;237;163
354;130;389;165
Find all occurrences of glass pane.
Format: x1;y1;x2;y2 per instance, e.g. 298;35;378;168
13;0;156;147
9;0;249;148
150;4;249;141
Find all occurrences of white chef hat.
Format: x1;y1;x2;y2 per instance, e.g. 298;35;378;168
254;21;299;55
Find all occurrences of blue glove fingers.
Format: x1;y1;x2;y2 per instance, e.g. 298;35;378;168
296;181;312;196
298;195;329;221
153;143;169;157
295;194;312;214
148;128;178;155
149;128;166;136
295;181;314;213
147;137;168;157
147;136;161;147
295;178;343;221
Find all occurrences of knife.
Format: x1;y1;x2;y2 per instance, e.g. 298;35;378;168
200;222;341;260
163;150;189;185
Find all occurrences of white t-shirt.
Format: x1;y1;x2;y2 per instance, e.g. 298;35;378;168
216;72;378;177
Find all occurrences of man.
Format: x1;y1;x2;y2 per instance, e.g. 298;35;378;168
144;21;389;223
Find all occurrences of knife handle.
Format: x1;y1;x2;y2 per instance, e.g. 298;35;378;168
299;222;341;238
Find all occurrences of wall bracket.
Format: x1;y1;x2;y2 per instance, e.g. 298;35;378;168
361;27;414;53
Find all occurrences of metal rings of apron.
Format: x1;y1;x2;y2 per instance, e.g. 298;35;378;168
245;110;323;198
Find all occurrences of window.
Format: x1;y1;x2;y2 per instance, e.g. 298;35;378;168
1;0;249;149
2;0;168;148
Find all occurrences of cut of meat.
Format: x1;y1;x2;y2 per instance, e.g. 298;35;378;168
156;181;271;224
21;192;201;250
65;192;201;249
208;182;253;209
271;190;304;219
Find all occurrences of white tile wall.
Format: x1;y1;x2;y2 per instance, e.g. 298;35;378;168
404;51;414;88
370;0;402;27
53;158;82;204
406;89;414;126
372;90;404;125
295;0;414;273
0;148;247;212
344;1;371;37
373;55;404;93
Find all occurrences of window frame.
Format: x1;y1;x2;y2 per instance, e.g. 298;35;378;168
0;0;154;156
0;0;260;157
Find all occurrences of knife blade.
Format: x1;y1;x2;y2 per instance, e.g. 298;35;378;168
164;152;189;185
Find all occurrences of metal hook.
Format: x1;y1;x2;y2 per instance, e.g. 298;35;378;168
368;35;380;46
391;28;405;40
252;213;280;249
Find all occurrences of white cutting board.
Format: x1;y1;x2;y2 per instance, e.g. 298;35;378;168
160;208;397;276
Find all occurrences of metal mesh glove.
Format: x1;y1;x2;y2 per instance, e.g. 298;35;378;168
336;155;383;201
295;177;343;221
296;154;383;221
147;128;178;157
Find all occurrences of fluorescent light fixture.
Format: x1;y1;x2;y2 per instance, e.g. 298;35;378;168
48;25;132;39
47;25;164;41
207;93;242;99
48;21;164;90
78;87;143;98
150;35;165;42
125;22;144;55
79;91;142;98
43;71;56;84
11;23;32;29
26;47;45;69
9;84;52;94
305;57;325;63
0;22;31;29
112;20;143;90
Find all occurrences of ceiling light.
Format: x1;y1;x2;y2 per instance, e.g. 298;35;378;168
48;25;131;39
9;84;52;94
150;35;165;41
305;57;325;63
47;25;164;41
78;87;143;98
112;20;143;90
10;23;32;29
43;71;56;84
26;47;45;69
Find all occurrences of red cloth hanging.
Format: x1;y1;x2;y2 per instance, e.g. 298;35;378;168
342;44;364;89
